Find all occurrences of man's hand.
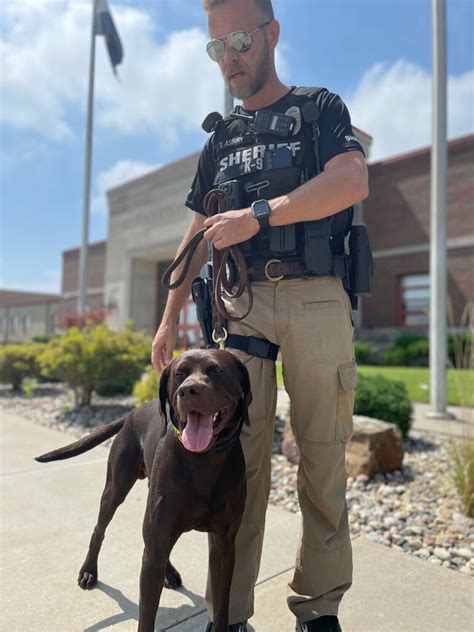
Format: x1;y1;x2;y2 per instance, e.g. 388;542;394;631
203;208;260;249
151;321;177;374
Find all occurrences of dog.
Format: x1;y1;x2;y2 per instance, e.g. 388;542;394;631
35;349;251;632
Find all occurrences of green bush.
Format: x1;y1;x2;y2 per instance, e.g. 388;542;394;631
383;334;429;367
0;343;44;390
354;374;412;438
39;324;151;407
133;366;159;406
354;342;374;365
448;333;473;369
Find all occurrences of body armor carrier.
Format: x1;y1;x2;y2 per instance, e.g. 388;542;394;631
206;87;353;282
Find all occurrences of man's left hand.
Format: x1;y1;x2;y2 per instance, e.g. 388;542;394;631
203;208;259;249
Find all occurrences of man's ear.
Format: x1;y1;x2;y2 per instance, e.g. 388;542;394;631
268;19;280;49
158;364;171;420
234;356;252;426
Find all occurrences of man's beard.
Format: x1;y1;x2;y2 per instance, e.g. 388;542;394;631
225;35;271;100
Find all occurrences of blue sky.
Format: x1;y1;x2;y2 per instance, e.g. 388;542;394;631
1;0;473;294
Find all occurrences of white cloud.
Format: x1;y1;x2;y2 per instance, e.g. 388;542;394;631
347;59;474;162
92;159;160;213
0;267;61;295
1;1;293;145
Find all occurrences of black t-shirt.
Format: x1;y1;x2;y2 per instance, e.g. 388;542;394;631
185;86;364;216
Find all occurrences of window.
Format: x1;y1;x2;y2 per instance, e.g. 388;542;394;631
399;274;430;328
177;298;202;348
23;314;31;334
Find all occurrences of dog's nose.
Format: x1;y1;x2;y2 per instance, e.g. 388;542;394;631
177;383;202;398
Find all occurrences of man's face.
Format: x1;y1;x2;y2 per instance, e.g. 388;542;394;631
207;0;274;100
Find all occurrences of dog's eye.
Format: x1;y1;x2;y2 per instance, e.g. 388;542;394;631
208;365;224;375
174;369;186;379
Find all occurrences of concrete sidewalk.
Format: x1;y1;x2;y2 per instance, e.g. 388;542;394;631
1;410;473;632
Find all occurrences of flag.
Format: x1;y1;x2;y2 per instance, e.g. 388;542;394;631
95;0;123;74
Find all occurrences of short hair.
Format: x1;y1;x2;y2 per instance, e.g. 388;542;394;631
202;0;274;22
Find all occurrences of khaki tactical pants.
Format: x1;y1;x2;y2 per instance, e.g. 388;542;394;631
205;276;357;624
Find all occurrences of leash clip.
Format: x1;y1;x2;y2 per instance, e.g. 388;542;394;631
212;327;228;350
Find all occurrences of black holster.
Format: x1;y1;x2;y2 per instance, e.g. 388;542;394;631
191;273;214;349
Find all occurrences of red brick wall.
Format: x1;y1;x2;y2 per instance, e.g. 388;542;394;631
61;241;106;294
362;136;474;329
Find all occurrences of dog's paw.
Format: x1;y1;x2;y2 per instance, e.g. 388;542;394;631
77;569;98;590
164;563;182;590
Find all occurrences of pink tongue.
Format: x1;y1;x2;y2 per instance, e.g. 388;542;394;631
181;412;213;452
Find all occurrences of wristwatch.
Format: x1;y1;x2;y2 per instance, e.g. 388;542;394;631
251;199;272;230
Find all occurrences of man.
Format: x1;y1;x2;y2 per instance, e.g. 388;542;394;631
151;0;369;630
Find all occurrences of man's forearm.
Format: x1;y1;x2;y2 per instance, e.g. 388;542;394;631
161;232;208;325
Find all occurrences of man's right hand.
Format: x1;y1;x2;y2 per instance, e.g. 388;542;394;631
151;321;177;374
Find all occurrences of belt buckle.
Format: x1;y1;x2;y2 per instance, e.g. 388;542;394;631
264;258;284;282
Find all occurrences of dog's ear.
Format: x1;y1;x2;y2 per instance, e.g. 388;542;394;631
234;356;252;426
158;364;171;420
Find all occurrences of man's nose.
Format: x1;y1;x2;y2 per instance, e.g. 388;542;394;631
221;41;239;67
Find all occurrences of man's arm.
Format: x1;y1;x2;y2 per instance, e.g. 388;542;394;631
269;150;368;225
202;150;368;249
151;211;207;372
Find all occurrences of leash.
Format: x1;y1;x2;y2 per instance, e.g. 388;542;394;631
162;189;253;348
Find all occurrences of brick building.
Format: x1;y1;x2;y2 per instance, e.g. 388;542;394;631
0;290;60;343
59;240;107;326
362;133;473;337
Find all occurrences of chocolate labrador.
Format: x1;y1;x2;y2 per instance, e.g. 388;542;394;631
35;349;251;632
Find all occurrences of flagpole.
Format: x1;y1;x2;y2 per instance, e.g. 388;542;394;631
77;0;98;317
427;0;454;419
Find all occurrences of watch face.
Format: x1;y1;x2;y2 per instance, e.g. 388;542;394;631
253;199;270;218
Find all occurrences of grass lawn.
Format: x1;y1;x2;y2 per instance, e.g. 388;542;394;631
275;363;474;406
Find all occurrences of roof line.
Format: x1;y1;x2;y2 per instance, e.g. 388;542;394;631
108;151;201;194
369;132;474;167
62;239;107;256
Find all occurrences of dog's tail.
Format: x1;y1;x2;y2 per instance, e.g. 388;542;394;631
35;417;126;463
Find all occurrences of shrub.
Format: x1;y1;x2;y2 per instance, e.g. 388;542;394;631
39;324;151;407
133;366;159;406
354;342;374;365
354;374;412;437
449;437;474;517
448;332;473;369
0;343;44;390
383;335;429;367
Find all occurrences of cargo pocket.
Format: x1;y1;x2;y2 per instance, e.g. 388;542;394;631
336;359;357;441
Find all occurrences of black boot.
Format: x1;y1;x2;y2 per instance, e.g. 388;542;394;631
205;620;248;631
296;616;342;632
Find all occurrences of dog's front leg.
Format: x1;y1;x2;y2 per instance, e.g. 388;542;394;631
138;510;178;632
209;528;239;632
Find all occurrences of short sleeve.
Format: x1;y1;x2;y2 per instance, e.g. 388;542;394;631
185;137;216;216
318;92;365;168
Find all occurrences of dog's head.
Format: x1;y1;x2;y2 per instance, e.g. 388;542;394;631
159;349;252;453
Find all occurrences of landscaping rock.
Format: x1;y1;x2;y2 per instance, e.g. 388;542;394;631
282;414;405;478
345;416;404;477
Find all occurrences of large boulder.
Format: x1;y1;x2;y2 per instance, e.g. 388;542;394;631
346;416;404;477
281;415;404;478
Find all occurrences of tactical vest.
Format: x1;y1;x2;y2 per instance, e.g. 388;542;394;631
207;87;353;280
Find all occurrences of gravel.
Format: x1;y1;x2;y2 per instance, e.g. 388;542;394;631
3;382;473;577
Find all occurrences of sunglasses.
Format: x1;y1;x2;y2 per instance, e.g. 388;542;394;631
206;21;271;62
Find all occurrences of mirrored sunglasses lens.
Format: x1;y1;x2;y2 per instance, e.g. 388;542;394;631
207;40;224;61
228;30;251;53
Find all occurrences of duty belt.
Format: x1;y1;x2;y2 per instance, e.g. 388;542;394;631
248;255;348;283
